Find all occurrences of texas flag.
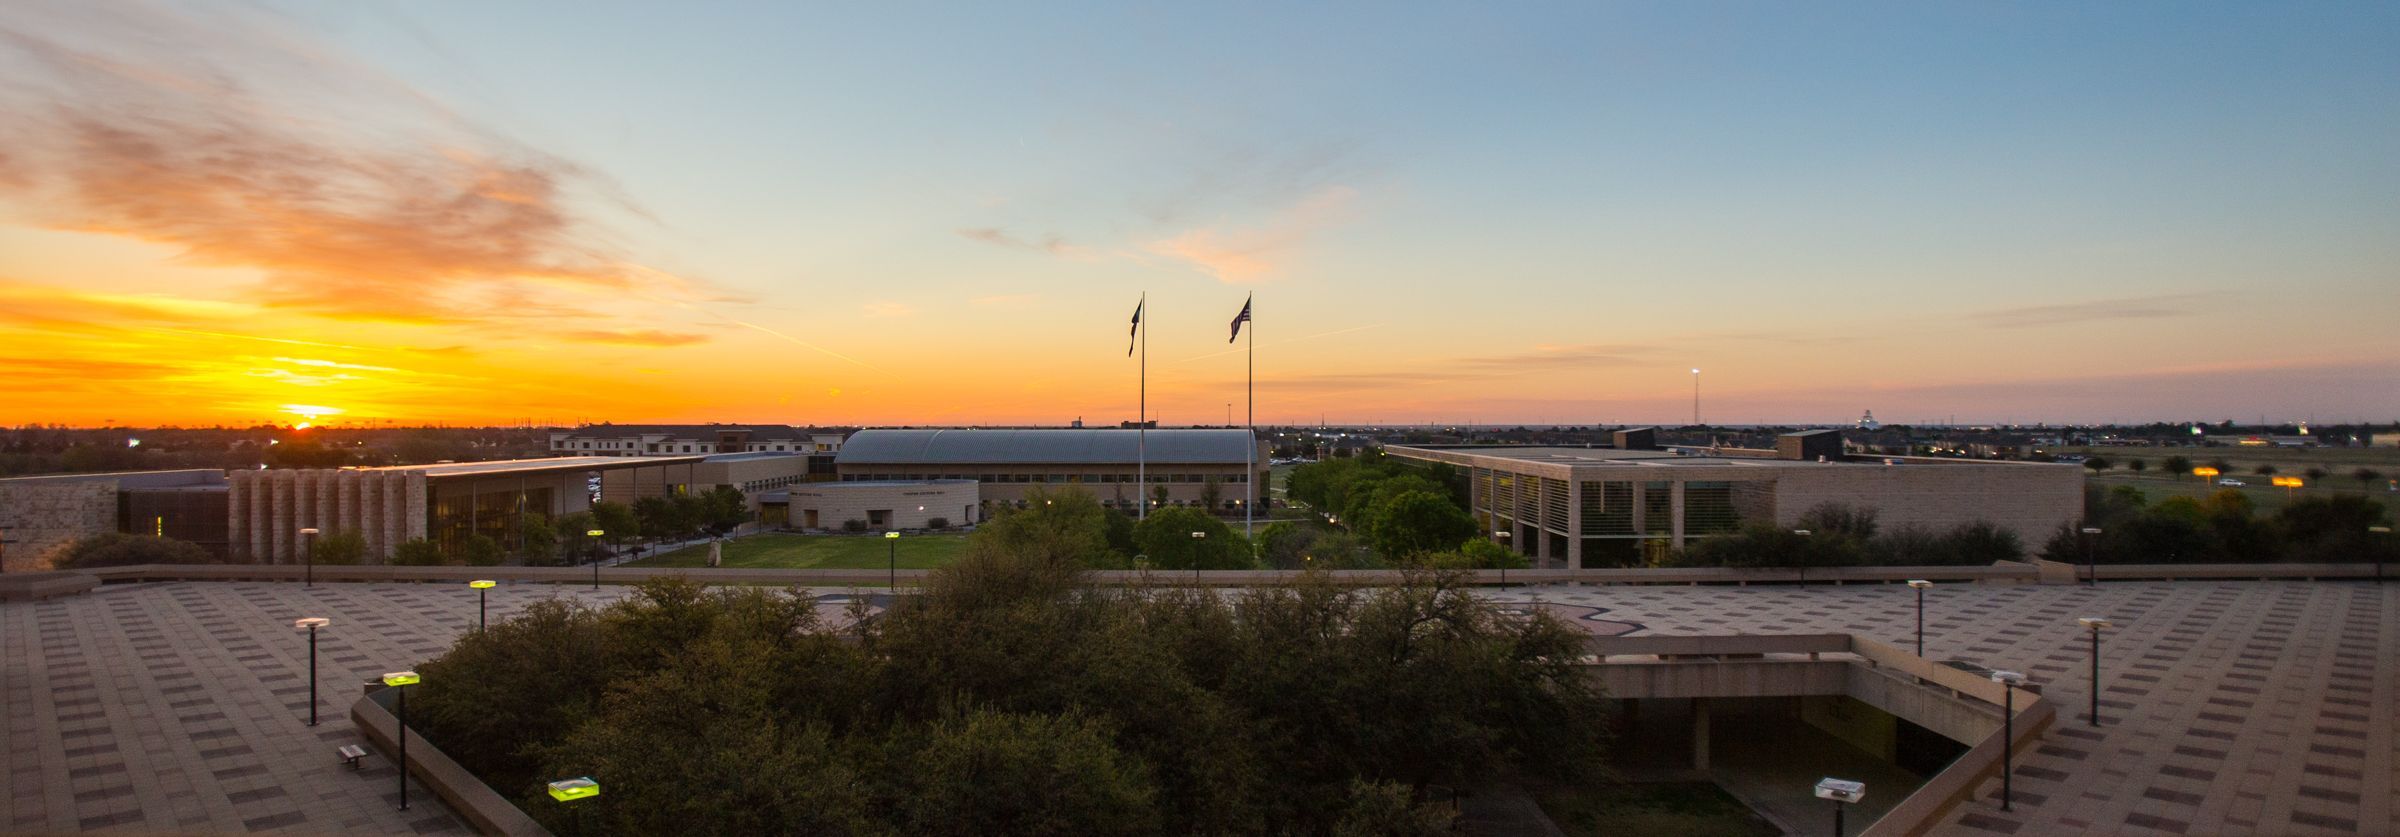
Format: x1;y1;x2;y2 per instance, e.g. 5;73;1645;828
1228;295;1251;343
1128;297;1143;356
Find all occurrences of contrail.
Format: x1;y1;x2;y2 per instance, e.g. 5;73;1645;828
142;328;368;351
1172;322;1385;364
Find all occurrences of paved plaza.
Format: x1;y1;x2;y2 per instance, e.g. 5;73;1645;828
5;578;2394;835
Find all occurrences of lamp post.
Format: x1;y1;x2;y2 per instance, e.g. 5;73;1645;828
586;529;605;590
547;777;600;832
299;527;320;587
2370;526;2390;585
1190;530;1206;584
885;530;900;589
1990;670;2026;810
1494;530;1512;588
1793;529;1813;587
2078;617;2112;726
382;671;421;810
1906;579;1932;657
1691;368;1701;426
1814;777;1863;837
293;618;327;725
2079;527;2102;587
469;580;495;631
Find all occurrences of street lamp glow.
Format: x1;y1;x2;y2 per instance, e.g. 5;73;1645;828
1906;579;1931;589
299;527;320;536
547;777;601;802
586;529;605;537
2077;617;2112;630
2192;466;2220;478
293;617;329;630
381;671;421;687
469;580;496;589
884;531;900;539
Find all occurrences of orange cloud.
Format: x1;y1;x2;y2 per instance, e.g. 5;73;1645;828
561;329;710;347
0;6;708;326
1147;185;1358;282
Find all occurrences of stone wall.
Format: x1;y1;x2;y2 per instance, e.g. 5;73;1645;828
0;481;117;571
1771;461;2083;544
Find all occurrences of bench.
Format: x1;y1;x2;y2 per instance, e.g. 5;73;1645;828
338;744;369;770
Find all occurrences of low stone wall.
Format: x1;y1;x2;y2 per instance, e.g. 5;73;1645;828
0;570;100;601
350;688;550;837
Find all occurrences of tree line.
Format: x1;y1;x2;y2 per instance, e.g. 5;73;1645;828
408;538;1612;834
2041;486;2393;565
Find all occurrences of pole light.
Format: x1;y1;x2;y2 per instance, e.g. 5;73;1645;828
1814;777;1863;837
2079;527;2102;587
2077;617;2112;726
381;671;422;811
2369;526;2390;585
1190;531;1206;583
1495;530;1512;588
1906;580;1932;657
586;529;606;590
1989;670;2026;811
1793;529;1813;586
549;776;601;833
299;527;320;587
293;618;328;725
885;531;900;589
469;580;495;631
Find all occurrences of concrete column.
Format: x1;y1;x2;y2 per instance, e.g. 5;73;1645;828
1631;481;1647;536
356;475;382;559
1670;480;1687;550
268;471;294;563
248;472;269;563
1566;480;1584;570
306;471;331;537
383;473;409;555
1692;697;1711;770
336;471;359;539
404;472;430;544
225;474;248;562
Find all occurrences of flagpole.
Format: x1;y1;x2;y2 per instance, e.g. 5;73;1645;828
1245;294;1254;544
1138;292;1147;523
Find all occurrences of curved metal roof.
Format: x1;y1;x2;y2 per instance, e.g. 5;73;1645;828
838;429;1256;465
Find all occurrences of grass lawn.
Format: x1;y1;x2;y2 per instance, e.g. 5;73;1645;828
623;532;971;570
2087;472;2400;518
1534;781;1778;837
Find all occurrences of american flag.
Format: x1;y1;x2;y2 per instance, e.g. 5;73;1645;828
1228;295;1251;343
1128;298;1143;356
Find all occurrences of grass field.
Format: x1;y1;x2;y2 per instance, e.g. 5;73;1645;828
623;532;971;569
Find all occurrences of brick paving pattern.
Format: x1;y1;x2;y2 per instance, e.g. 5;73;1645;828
6;579;2392;835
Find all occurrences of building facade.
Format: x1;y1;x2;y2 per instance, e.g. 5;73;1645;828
780;480;980;530
0;470;230;570
1388;431;2082;569
549;424;847;456
226;456;705;562
835;428;1270;515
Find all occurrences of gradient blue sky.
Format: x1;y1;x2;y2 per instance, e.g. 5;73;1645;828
2;1;2395;426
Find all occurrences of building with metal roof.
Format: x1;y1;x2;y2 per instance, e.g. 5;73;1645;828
837;429;1268;515
228;456;709;563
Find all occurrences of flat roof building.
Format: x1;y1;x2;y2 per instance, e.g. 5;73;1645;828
1388;431;2081;568
836;428;1269;515
549;424;847;457
227;456;706;562
0;469;230;570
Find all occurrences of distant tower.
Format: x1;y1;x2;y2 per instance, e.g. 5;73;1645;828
1857;410;1881;431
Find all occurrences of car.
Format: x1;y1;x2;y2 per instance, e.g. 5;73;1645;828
2216;478;2245;487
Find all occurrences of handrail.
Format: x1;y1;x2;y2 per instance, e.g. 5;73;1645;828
351;689;550;836
1584;633;1852;658
77;559;2380;587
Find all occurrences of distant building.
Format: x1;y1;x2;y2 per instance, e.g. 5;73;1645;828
1857;410;1881;431
548;424;847;456
599;451;828;514
0;469;230;570
1387;430;2081;569
225;456;705;562
835;428;1267;516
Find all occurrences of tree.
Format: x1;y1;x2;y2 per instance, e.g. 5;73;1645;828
2303;466;2328;483
1130;507;1248;570
2083;456;2112;473
390;538;446;566
2126;458;2148;474
456;533;506;567
633;496;687;544
1361;490;1477;559
2163;455;2193;479
2252;464;2278;476
2355;468;2385;491
2274;495;2391;563
514;514;559;566
310;530;368;566
1198;478;1223;514
1444;537;1527;570
1148;484;1170;511
969;488;1126;569
554;511;601;565
56;533;212;569
589;501;640;550
699;486;751;535
1796;502;1880;542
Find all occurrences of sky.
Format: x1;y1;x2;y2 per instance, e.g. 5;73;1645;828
2;1;2396;429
